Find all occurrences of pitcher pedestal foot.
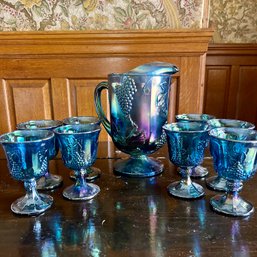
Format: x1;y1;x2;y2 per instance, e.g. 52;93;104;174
114;156;163;178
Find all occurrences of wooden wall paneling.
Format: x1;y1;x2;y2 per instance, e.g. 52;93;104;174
206;44;257;127
0;79;14;133
168;78;178;122
199;54;207;111
69;79;109;141
10;80;52;124
204;66;231;117
178;56;204;114
236;67;257;125
226;65;240;119
0;30;213;145
51;78;72;120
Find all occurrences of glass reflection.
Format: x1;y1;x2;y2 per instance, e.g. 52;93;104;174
108;176;166;256
19;200;103;256
231;220;250;257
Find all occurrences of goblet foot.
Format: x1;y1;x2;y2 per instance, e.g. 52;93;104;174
179;166;208;178
210;194;254;217
167;180;205;199
206;175;227;191
63;183;100;201
11;193;53;216
36;173;63;190
69;167;101;181
205;175;243;192
114;156;163;178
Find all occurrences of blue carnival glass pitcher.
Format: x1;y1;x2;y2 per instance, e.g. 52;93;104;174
94;62;179;177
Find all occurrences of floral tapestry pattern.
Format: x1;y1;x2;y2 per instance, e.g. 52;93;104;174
0;0;205;31
209;0;257;43
0;0;256;43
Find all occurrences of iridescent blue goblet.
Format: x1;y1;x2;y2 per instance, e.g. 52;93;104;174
209;128;257;217
206;119;255;192
54;124;101;200
175;114;215;178
17;120;63;190
63;116;101;181
0;130;54;215
163;122;210;199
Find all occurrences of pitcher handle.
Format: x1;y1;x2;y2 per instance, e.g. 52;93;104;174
94;81;111;136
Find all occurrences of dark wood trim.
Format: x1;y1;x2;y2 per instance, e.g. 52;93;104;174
208;43;257;56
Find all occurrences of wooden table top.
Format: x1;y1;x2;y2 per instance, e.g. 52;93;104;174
0;142;257;257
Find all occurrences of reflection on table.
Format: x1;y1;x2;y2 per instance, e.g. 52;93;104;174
0;142;256;256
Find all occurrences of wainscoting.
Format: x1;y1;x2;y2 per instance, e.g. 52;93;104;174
204;44;257;127
0;30;212;138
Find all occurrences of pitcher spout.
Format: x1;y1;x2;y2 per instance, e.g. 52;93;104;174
127;61;179;75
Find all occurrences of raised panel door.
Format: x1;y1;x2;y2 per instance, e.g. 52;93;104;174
204;66;230;118
1;79;52;130
236;67;257;125
69;79;109;141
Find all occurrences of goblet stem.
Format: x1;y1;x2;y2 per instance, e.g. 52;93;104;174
168;167;205;199
226;180;243;192
210;180;254;217
36;170;63;190
181;168;193;186
63;169;100;200
74;169;88;189
11;178;53;215
69;167;101;181
25;179;41;199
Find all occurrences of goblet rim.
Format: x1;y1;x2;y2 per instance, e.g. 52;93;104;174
163;122;210;134
54;124;101;135
207;118;255;130
62;116;100;125
17;119;63;130
0;129;54;144
175;113;216;122
209;127;257;144
108;73;173;78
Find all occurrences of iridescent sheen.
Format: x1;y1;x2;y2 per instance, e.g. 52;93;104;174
128;61;179;75
175;113;215;178
0;130;54;215
163;122;209;199
176;114;216;123
94;62;178;177
209;128;257;216
206;119;255;192
207;119;255;129
63;116;100;126
63;116;101;181
17;119;63;190
54;124;101;200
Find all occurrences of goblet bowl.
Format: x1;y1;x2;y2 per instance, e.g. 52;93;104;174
163;122;210;199
0;130;54;215
54;124;101;200
175;113;215;178
206;119;255;192
63;116;101;181
209;127;257;216
17;119;63;190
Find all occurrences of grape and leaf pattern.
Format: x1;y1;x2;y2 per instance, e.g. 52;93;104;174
6;146;48;180
113;75;169;151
